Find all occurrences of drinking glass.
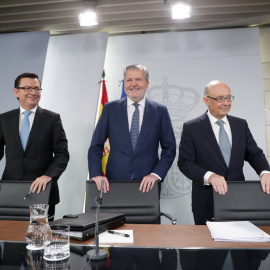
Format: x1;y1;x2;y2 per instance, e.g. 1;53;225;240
43;225;70;261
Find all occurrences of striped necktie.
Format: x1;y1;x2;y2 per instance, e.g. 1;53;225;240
130;103;139;151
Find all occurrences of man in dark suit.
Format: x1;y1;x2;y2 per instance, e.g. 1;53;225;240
0;72;69;218
89;64;176;270
88;64;176;193
178;80;270;225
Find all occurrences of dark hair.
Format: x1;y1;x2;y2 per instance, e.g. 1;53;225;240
14;73;41;88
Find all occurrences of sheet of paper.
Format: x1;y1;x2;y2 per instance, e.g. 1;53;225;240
99;230;134;244
207;221;270;242
69;231;83;238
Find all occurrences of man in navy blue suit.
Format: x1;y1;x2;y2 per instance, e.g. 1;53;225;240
88;64;176;193
178;80;270;225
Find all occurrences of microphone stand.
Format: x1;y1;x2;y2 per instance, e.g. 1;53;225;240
87;179;108;260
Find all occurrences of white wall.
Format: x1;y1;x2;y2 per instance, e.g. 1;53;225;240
103;27;265;224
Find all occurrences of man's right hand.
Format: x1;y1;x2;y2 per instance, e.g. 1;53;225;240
208;174;228;195
91;176;109;193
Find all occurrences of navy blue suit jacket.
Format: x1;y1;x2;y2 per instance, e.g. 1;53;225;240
88;97;176;181
178;112;270;219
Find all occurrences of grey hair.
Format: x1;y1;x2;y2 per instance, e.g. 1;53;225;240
123;64;149;83
204;80;222;96
204;85;210;96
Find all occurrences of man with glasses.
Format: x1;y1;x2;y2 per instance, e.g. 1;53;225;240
0;73;69;219
178;80;270;225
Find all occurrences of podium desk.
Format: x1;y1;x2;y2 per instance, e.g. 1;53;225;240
1;220;270;249
1;221;270;269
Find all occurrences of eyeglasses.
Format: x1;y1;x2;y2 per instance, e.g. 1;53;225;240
17;86;42;93
207;95;234;103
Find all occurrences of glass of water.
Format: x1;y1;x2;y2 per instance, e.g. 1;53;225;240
43;225;70;261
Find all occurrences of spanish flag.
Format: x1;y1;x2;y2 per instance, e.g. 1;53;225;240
99;80;110;176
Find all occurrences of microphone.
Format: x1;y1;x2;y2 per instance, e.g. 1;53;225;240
87;178;108;260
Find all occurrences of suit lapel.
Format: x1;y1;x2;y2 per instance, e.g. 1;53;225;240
227;115;238;164
12;109;23;150
200;112;226;165
25;106;45;151
134;98;155;155
115;98;133;153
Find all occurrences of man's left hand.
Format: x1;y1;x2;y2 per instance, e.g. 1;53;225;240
260;173;270;194
30;175;52;194
139;174;159;193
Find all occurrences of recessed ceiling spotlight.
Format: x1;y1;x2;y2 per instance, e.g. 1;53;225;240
172;2;191;19
79;0;98;26
164;0;191;19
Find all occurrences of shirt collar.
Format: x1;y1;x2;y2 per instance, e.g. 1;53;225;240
207;110;229;126
20;106;37;115
127;96;146;108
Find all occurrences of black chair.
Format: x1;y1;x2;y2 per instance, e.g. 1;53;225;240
213;181;270;225
0;180;51;221
85;180;177;224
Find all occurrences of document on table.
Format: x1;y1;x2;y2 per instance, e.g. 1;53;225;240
206;221;270;242
99;230;134;244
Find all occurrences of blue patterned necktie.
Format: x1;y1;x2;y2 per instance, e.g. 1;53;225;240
130;103;139;151
216;120;231;167
20;111;32;150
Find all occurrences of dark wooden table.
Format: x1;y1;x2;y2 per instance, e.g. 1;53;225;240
1;220;270;249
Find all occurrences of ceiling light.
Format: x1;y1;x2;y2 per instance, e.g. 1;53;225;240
79;11;97;26
172;2;191;19
249;24;259;27
79;0;98;26
164;0;191;19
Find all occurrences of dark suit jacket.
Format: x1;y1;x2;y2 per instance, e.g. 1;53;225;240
0;106;69;205
178;111;270;219
88;97;176;181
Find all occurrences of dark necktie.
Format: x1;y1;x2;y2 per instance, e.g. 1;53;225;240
216;120;231;167
130;103;139;151
20;111;32;150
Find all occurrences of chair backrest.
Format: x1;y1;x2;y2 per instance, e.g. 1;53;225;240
213;181;270;225
0;180;51;221
85;180;161;224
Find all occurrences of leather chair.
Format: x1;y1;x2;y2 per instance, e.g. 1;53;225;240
213;181;270;225
85;180;177;224
0;180;51;220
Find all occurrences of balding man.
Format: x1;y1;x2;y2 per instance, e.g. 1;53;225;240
178;80;270;225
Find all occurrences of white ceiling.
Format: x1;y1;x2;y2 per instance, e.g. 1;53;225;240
1;0;270;36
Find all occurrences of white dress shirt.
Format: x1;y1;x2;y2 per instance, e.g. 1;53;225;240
19;106;37;133
204;111;269;184
207;111;232;146
127;96;145;132
204;111;232;184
